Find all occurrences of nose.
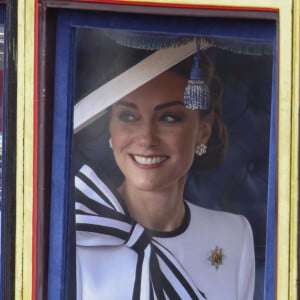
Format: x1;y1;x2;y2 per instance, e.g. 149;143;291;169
135;120;159;147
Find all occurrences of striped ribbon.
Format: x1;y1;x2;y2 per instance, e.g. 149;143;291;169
76;165;206;300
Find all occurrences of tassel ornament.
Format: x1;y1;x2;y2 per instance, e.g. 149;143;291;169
184;41;210;110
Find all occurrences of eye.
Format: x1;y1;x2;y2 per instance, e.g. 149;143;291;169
160;113;182;123
118;111;137;122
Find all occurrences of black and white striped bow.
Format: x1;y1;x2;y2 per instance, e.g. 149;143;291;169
75;165;206;300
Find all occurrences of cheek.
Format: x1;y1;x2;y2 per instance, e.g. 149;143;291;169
110;121;129;148
111;131;131;150
170;148;195;177
169;134;196;161
172;130;198;166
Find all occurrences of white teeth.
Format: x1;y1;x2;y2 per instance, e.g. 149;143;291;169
133;155;167;165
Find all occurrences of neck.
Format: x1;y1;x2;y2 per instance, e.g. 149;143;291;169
118;178;186;232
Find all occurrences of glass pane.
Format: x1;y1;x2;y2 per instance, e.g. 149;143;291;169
73;27;273;300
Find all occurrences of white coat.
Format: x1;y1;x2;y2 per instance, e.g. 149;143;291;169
77;201;255;300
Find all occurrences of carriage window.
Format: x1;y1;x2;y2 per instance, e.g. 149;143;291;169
49;10;277;300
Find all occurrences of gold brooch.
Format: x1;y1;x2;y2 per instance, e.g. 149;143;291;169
208;246;224;270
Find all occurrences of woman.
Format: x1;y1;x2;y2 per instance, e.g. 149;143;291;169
75;49;255;300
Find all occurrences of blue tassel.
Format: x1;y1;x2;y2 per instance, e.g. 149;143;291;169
184;46;210;110
184;80;209;110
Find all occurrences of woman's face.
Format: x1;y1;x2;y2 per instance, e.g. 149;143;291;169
110;71;212;192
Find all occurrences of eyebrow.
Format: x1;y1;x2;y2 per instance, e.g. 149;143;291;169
116;100;184;111
116;101;138;109
154;101;185;111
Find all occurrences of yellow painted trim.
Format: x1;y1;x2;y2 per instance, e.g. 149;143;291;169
23;0;35;297
15;0;35;298
15;0;25;296
289;0;300;299
276;2;294;299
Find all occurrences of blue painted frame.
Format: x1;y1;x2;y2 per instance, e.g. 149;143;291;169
49;9;277;300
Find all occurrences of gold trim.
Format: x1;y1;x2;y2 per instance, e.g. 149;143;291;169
15;0;35;298
15;0;25;295
276;1;294;298
289;0;300;299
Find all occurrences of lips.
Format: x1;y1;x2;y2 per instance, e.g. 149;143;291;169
132;155;168;165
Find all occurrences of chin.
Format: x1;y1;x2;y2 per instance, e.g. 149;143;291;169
132;182;162;192
129;175;182;192
126;176;164;191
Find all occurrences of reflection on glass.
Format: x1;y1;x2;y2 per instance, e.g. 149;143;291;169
73;28;272;299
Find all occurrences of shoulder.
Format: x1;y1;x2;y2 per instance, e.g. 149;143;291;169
187;201;252;236
169;202;255;299
185;201;254;257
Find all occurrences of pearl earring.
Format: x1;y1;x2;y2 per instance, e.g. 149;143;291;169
195;144;207;156
109;137;112;149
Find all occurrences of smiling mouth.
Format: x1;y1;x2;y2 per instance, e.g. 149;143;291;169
132;155;168;165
